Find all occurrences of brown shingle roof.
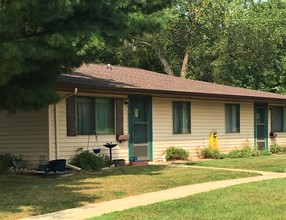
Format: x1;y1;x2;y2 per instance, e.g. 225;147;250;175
57;64;286;103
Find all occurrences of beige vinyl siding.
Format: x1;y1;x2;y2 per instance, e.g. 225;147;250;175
270;132;286;146
48;93;129;163
0;109;49;168
152;98;254;160
269;106;286;147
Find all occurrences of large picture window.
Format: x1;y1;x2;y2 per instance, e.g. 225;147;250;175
173;102;191;134
271;106;286;132
225;104;240;133
76;97;114;135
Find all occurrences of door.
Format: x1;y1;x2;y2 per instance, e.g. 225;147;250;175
255;104;268;150
129;96;152;161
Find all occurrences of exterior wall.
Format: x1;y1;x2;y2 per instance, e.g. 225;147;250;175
0;109;49;168
47;93;286;164
269;107;286;148
152;98;254;160
48;93;129;163
3;93;286;168
270;132;286;147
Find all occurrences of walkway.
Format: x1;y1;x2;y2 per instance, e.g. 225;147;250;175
21;166;286;220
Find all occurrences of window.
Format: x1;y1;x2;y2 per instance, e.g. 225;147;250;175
76;97;114;135
225;104;240;133
271;107;286;132
173;102;191;134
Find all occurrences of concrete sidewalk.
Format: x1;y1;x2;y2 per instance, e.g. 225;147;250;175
21;167;286;220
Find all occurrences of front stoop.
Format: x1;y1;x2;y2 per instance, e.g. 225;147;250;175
129;161;149;166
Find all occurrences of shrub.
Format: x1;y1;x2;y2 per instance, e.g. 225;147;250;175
200;145;271;160
0;154;11;173
227;146;260;158
270;144;286;154
201;148;225;159
0;153;27;172
259;150;272;156
10;154;27;170
70;150;109;171
165;146;189;161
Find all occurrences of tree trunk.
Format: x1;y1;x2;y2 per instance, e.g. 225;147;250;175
155;46;174;76
180;50;189;78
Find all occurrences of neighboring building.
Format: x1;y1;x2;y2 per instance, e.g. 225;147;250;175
1;64;286;168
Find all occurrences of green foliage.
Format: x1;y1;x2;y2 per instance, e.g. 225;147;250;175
270;144;286;154
0;153;27;172
259;150;272;156
213;0;286;93
70;150;109;171
200;146;271;160
226;146;272;158
102;0;286;96
101;0;230;78
165;146;189;161
0;154;11;173
227;146;260;158
200;148;225;159
10;154;27;170
0;0;173;111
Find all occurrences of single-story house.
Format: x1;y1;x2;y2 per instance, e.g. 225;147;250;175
1;63;286;168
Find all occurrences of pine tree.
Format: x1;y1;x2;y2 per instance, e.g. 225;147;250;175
0;0;172;111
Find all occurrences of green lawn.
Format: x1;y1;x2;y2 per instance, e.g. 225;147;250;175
90;178;286;220
88;155;286;220
0;165;255;220
187;155;286;172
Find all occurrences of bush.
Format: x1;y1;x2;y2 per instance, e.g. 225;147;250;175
165;146;189;161
0;154;11;173
259;150;272;156
200;146;271;160
201;148;225;159
70;151;109;171
227;146;260;158
10;154;27;170
270;144;286;154
0;153;27;172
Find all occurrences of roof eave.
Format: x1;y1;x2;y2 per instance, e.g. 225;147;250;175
55;83;286;104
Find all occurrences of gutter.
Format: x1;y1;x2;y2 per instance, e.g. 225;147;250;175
55;84;286;105
60;88;78;100
54;88;78;159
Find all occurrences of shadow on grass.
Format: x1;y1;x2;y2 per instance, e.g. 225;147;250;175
0;173;101;218
185;162;198;166
0;165;168;218
95;165;168;177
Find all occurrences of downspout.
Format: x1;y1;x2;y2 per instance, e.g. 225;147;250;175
54;104;59;159
61;88;78;101
48;105;52;161
54;88;78;159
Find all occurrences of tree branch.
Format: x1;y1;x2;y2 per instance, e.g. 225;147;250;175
155;45;174;76
180;50;189;78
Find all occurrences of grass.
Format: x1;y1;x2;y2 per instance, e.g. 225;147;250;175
186;155;286;172
87;155;286;219
90;178;286;220
0;165;256;220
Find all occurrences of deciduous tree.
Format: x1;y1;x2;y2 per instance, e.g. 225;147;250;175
212;0;286;92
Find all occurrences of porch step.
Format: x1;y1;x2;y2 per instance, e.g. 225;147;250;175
129;161;149;166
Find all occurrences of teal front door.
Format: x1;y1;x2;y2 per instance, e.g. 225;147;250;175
129;96;152;161
254;104;268;150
